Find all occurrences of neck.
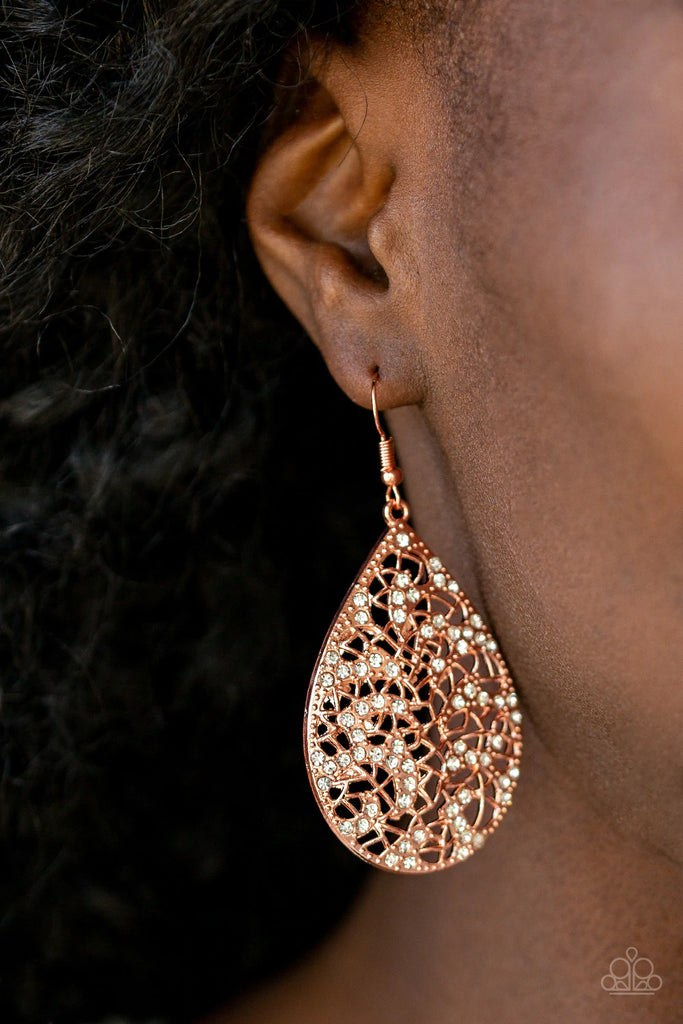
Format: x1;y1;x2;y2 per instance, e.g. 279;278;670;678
233;718;681;1024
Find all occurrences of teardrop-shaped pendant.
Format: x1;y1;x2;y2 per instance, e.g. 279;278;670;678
303;377;522;874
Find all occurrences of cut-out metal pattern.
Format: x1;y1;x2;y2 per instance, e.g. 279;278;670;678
304;520;522;873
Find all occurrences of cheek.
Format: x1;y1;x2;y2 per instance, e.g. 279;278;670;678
469;7;683;474
426;2;683;856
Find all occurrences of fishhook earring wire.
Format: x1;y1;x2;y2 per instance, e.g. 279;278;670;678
371;371;409;523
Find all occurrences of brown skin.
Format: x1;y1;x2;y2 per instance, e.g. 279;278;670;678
212;1;683;1021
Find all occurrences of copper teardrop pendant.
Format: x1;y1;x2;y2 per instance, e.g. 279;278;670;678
303;518;523;874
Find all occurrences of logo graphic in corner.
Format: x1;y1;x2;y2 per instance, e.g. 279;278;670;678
601;947;662;995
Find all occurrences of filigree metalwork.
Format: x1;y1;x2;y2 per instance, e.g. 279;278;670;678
304;520;523;873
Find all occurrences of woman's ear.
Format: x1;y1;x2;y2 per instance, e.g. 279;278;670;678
245;38;424;409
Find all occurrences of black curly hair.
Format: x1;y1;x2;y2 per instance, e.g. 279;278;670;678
0;2;432;1021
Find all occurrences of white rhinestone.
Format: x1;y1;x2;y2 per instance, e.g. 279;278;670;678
420;623;434;638
429;557;443;571
452;694;466;710
509;765;520;780
354;610;369;626
337;663;350;680
470;614;483;629
386;754;399;769
353;745;366;761
448;626;462;641
479;752;492;767
477;690;490;706
326;650;339;665
456;846;471;860
402;759;415;773
366;802;379;818
461;830;473;844
396;532;410;548
432;657;445;673
500;790;513;804
364;719;373;732
454;740;468;755
340;712;355;728
398;839;412;854
458;789;473;805
397;794;412;808
506;692;518;708
465;751;478;766
407;587;420;602
356;701;369;716
499;775;511;789
446;755;461;771
453;815;468;832
369;747;383;762
339;820;353;835
321;672;334;687
472;833;485;848
511;710;523;724
433;614;446;629
357;816;370;834
354;661;368;677
456;640;469;656
491;735;505;751
433;572;446;588
371;693;386;709
392;608;407;624
391;590;406;605
352;728;365;742
317;776;331;792
445;802;460;818
369;652;383;668
493;694;505;708
403;856;417;869
486;639;498;652
464;682;477;699
392;699;406;714
324;759;337;774
386;661;399;678
474;632;487;646
353;592;368;607
448;581;459;593
413;829;426;844
462;626;474;640
385;851;399;867
311;750;325;766
396;572;410;588
337;752;351;767
403;777;417;792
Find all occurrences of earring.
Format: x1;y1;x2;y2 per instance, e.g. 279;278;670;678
304;372;522;873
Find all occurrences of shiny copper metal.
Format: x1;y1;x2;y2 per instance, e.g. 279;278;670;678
378;437;396;472
371;373;408;520
303;374;523;874
370;371;386;440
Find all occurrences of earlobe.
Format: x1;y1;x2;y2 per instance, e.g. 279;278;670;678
245;45;423;411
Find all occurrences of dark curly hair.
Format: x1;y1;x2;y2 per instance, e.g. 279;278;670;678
0;2;427;1021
